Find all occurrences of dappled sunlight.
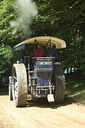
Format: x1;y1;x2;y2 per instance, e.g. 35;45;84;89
66;79;85;104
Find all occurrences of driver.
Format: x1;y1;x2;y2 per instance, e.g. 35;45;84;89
46;45;58;59
31;45;44;57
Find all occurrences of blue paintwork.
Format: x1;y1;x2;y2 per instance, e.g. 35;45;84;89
31;58;54;97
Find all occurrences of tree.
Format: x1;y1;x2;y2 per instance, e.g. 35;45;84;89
0;0;19;75
31;0;85;76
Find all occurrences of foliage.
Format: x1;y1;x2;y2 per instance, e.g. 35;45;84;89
0;43;13;75
66;78;85;103
0;0;18;75
0;0;17;45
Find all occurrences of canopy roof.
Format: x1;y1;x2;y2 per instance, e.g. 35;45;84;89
13;36;66;51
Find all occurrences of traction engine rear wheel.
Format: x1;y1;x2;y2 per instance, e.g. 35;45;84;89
54;65;65;103
12;64;27;107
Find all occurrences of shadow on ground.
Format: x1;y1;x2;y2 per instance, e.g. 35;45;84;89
0;87;8;95
26;95;75;109
0;87;84;109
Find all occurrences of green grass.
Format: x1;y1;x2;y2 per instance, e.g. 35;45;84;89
65;78;85;104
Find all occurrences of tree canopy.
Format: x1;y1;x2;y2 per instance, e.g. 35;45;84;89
0;0;85;77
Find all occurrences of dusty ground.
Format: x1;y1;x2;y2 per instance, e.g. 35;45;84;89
0;87;85;128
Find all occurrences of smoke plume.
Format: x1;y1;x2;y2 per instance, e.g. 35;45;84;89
10;0;38;37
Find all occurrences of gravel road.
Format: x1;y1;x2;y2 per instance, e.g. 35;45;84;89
0;88;85;128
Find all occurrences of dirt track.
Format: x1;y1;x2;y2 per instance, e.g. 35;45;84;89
0;87;85;128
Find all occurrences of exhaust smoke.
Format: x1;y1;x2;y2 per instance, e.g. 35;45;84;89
10;0;38;37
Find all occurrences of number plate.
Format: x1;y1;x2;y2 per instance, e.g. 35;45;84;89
47;94;54;102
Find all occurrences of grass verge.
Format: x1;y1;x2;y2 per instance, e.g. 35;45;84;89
65;78;85;104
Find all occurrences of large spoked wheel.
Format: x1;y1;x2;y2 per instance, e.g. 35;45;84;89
12;64;27;107
54;64;65;103
9;76;13;100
